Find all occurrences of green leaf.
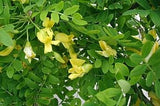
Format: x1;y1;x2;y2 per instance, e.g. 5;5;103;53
115;63;129;76
42;67;51;74
72;13;88;25
129;76;141;85
135;0;151;9
13;74;21;80
150;11;160;27
72;18;88;25
12;60;23;71
0;29;13;46
40;88;52;95
36;0;46;7
25;78;38;89
117;16;126;30
48;75;60;84
101;60;110;74
117;79;131;93
51;11;59;24
148;48;160;66
83;101;97;106
96;88;121;106
146;71;154;87
70;98;81;106
123;9;150;17
119;98;126;106
64;5;79;15
2;1;10;24
103;27;117;36
109;2;123;10
43;60;54;68
53;52;65;63
130;64;147;77
50;99;58;105
28;72;41;83
60;14;69;21
142;41;153;58
0;0;3;14
94;59;102;68
40;10;48;21
37;97;50;105
0;56;13;63
96;88;121;98
68;22;98;40
72;13;82;19
16;81;26;90
40;88;53;97
87;49;99;58
130;53;143;64
55;1;64;11
6;66;14;78
155;80;160;98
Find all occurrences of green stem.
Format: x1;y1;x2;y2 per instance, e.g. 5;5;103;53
26;22;30;41
116;93;123;106
16;31;26;40
29;18;40;30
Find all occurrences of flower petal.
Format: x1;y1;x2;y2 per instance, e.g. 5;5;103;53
43;17;55;28
55;33;73;43
68;73;83;80
70;58;85;67
44;43;52;54
52;41;60;45
37;29;48;43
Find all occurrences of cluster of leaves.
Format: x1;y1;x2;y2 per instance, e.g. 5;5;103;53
0;0;160;105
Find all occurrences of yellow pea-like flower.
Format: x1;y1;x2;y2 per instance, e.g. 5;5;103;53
68;58;92;80
96;40;117;57
37;28;60;54
37;17;59;54
42;17;55;28
55;33;77;58
23;41;36;63
55;33;74;49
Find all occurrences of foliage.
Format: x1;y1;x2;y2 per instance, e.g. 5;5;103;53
0;0;160;105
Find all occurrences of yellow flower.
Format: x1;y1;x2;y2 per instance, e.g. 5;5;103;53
55;33;74;49
37;28;60;53
145;41;159;62
55;33;77;58
42;17;55;28
96;40;117;57
23;41;36;63
68;58;92;80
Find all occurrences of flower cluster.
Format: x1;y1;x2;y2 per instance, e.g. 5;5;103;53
23;17;93;80
55;33;92;80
